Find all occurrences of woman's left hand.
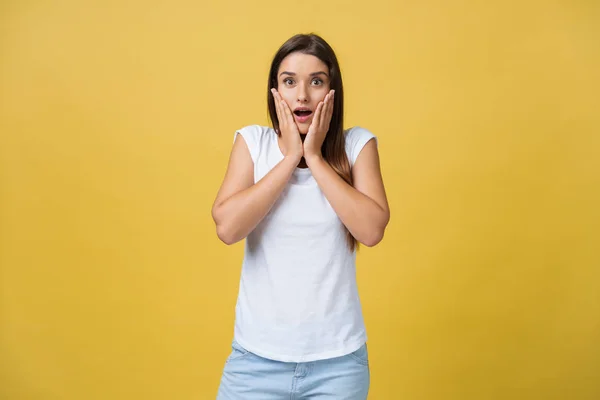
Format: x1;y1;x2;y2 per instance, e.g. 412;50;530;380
304;90;335;162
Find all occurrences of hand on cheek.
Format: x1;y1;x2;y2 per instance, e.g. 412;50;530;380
304;90;335;162
271;88;303;160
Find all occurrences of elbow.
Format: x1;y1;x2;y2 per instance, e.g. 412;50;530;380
359;227;386;247
358;213;389;247
215;223;242;245
212;206;240;245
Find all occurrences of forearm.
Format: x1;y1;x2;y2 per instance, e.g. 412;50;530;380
213;156;299;244
306;156;389;246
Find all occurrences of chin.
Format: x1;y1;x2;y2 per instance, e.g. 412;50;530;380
298;124;309;135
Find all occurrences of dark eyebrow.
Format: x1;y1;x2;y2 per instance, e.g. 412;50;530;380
279;71;329;77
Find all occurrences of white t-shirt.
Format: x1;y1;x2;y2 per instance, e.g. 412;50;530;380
231;124;377;363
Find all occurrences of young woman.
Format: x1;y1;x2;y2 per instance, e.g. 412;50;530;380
212;33;390;399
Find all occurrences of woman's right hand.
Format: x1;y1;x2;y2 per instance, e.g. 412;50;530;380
271;88;303;161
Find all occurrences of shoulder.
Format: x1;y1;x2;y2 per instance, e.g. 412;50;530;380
233;125;276;163
234;124;274;142
344;126;378;166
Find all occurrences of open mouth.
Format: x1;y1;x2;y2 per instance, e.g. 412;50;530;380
293;108;313;123
293;109;313;117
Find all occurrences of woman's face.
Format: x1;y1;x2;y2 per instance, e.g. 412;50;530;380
275;52;331;134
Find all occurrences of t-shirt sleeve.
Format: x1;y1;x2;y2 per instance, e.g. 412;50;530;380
345;126;378;167
233;125;261;164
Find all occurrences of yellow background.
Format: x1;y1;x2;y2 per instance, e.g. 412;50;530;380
1;0;599;399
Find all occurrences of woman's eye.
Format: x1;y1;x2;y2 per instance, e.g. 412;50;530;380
284;78;294;85
312;79;323;85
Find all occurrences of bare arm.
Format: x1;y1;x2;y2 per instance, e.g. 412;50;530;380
305;139;390;247
211;134;301;245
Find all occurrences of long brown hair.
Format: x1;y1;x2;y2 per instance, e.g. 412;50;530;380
267;33;357;251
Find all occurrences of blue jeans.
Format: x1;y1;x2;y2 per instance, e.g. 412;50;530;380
216;340;370;399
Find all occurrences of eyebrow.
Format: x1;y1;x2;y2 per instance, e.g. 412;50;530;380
279;71;329;78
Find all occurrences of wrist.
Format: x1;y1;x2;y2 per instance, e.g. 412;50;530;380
283;153;303;166
280;144;303;162
305;153;324;167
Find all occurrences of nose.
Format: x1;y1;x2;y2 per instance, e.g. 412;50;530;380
297;83;309;103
